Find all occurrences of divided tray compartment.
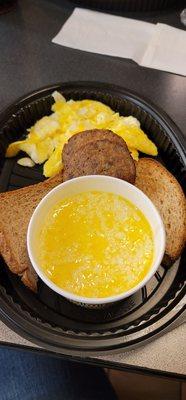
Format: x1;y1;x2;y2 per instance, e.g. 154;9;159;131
0;81;185;355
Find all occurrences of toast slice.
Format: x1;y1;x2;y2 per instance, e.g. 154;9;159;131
0;173;63;291
135;158;186;265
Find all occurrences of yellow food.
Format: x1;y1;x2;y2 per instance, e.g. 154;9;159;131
35;191;154;298
17;157;35;167
6;93;157;178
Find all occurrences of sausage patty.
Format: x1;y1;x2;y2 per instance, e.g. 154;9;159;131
63;129;125;164
63;136;136;183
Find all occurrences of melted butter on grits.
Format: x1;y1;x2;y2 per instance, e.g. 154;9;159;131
36;191;154;298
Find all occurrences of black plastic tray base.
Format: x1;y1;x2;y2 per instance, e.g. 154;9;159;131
0;82;185;354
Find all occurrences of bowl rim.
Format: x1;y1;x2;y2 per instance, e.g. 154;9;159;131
27;175;166;305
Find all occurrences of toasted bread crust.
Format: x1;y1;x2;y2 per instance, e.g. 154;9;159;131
0;172;63;291
21;268;37;292
135;158;186;264
0;229;22;274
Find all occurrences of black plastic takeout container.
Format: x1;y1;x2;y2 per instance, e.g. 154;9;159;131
68;0;180;12
0;81;185;355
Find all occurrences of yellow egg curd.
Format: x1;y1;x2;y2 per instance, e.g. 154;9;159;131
36;191;154;298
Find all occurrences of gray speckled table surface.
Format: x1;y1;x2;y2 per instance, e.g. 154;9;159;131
0;0;185;378
0;320;186;377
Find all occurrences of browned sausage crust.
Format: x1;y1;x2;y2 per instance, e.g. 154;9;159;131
63;130;136;183
63;129;125;164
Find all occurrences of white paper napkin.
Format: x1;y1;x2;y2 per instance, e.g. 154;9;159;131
141;23;186;76
52;8;156;64
52;8;186;76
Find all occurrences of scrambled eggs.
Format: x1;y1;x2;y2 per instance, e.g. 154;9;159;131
6;91;157;177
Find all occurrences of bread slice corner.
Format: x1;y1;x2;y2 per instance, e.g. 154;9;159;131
135;158;186;265
0;172;63;291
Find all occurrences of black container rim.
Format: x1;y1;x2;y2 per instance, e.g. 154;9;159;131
0;81;185;355
67;0;181;13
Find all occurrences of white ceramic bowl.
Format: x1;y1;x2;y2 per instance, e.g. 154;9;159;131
27;175;166;305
